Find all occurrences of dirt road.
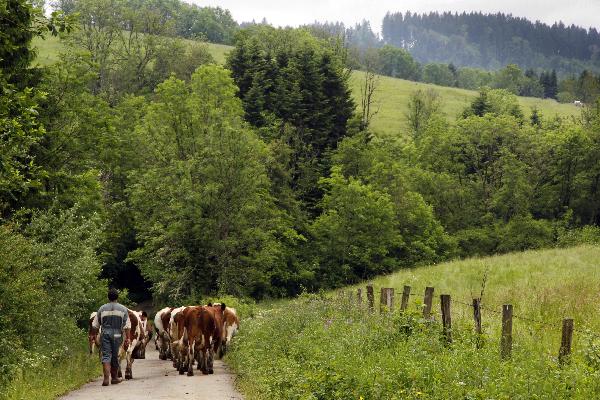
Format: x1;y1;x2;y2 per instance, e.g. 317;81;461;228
60;346;244;400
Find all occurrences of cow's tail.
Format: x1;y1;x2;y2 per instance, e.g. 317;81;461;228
182;327;189;347
171;319;179;344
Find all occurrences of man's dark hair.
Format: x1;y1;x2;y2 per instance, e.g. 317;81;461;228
108;288;119;301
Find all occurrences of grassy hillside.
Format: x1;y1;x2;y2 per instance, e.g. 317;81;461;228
349;72;579;136
33;35;578;137
31;34;231;65
229;245;600;399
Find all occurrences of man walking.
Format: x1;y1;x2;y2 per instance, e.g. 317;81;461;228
91;288;131;386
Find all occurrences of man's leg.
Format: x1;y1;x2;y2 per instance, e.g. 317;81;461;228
110;334;123;384
100;334;112;386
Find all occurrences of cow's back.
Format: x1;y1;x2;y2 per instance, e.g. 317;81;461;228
154;307;172;335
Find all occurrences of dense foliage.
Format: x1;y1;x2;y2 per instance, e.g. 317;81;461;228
227;26;355;212
127;66;298;301
56;0;238;44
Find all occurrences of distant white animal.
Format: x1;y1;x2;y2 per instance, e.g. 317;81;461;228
574;100;583;107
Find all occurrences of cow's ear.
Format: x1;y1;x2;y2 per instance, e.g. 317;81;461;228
207;302;213;307
221;303;226;311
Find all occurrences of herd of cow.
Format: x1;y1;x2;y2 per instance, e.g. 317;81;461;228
87;303;240;380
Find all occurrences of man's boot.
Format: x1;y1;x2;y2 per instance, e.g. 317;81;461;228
102;363;111;386
110;365;123;384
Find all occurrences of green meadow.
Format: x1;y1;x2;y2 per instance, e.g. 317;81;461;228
229;245;600;399
348;72;579;136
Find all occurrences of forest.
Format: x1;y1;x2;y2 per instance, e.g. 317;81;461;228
381;11;600;75
2;0;600;396
307;19;600;103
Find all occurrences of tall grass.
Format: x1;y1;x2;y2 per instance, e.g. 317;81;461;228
228;245;600;399
3;339;100;400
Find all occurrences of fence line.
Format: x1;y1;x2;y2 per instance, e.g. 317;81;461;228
337;284;596;364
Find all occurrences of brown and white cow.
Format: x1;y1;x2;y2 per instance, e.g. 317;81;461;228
88;312;101;357
133;310;152;359
154;306;173;360
206;303;240;358
221;306;240;357
169;306;189;372
117;309;144;380
182;304;224;376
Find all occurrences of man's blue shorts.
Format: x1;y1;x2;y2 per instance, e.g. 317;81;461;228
101;331;122;367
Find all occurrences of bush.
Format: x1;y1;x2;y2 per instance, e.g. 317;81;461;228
0;225;46;387
0;207;106;394
496;215;554;253
557;91;576;103
455;216;554;257
557;225;600;247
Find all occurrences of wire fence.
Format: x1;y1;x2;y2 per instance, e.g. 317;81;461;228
338;283;600;362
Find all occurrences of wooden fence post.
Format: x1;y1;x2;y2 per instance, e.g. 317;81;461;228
472;298;482;334
380;288;394;312
559;318;574;365
423;287;434;319
386;288;394;312
501;304;513;359
401;285;411;311
388;288;395;312
366;284;374;311
472;298;483;348
440;294;452;343
357;288;363;305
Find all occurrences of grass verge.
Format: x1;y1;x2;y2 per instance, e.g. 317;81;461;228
4;341;100;400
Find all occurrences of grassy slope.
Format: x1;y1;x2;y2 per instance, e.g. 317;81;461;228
229;245;600;399
349;72;579;136
369;245;600;333
33;35;578;137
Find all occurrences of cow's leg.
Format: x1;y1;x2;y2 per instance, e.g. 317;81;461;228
207;347;214;374
158;334;166;360
200;333;210;375
187;343;194;377
219;340;226;358
198;348;207;375
172;342;179;369
125;349;134;380
214;336;223;361
178;346;186;375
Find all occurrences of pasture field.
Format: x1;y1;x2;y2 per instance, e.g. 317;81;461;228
348;72;579;136
228;245;600;399
33;36;578;138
